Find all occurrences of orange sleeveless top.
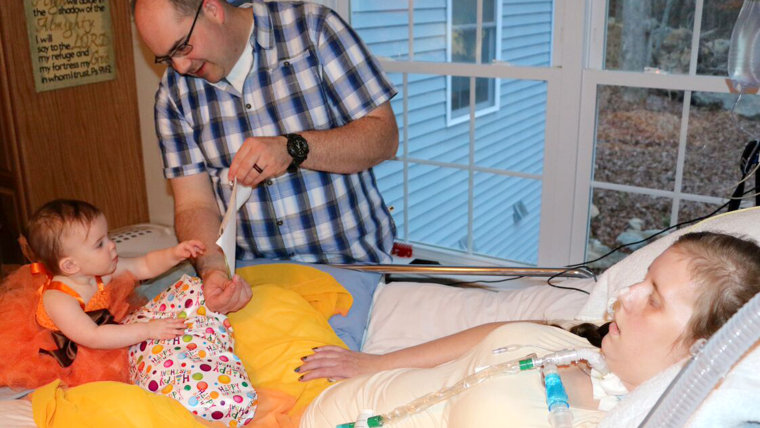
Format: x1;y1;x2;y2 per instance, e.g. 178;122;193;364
36;275;110;331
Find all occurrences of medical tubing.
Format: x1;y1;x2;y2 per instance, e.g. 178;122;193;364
335;415;383;428
534;348;610;375
542;364;573;428
379;357;527;424
639;291;760;428
336;348;606;427
335;357;528;427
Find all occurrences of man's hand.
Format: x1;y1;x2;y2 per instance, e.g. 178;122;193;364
228;136;292;187
202;269;253;314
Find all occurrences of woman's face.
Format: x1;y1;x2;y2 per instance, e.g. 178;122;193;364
602;246;697;389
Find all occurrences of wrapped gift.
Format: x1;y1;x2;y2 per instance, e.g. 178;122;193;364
124;275;257;427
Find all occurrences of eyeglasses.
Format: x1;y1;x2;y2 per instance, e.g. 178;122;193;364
154;0;204;65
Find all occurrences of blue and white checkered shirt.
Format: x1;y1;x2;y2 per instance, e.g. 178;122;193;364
155;0;397;264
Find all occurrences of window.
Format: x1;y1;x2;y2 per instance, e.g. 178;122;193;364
350;1;553;266
345;0;749;269
448;0;500;122
580;1;754;270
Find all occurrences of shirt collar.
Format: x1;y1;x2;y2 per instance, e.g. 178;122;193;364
251;0;274;50
224;14;255;93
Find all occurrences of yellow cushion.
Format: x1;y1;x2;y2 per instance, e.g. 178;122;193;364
229;263;352;415
32;380;207;427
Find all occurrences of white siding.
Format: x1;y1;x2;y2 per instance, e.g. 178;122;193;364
353;0;552;264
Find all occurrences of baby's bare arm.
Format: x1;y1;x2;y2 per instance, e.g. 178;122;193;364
44;291;185;349
115;241;206;280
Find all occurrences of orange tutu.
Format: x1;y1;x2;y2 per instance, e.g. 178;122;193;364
0;265;144;389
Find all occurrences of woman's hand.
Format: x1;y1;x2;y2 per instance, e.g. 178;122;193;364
145;318;187;340
296;346;384;381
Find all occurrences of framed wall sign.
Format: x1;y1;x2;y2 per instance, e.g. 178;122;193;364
24;0;116;92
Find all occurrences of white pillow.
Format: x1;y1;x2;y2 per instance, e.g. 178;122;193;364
362;278;592;354
576;207;760;321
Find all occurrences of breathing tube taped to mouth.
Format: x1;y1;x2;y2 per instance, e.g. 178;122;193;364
639;291;760;428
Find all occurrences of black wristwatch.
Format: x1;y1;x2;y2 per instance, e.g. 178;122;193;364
285;133;309;172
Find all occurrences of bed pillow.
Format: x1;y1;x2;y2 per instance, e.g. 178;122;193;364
576;206;760;320
362;278;592;354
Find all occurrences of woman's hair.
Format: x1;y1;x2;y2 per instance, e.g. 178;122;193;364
673;231;760;345
20;199;102;275
569;322;610;348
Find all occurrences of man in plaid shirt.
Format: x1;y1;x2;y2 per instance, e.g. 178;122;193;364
133;0;398;349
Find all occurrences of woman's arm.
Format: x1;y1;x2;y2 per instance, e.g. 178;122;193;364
44;291;186;349
115;240;205;281
297;322;508;381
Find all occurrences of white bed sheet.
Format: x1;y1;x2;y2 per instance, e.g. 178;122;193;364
0;398;34;428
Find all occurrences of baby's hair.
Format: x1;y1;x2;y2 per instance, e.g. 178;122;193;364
673;231;760;345
21;199;103;275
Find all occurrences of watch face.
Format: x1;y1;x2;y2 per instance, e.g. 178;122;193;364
287;134;309;162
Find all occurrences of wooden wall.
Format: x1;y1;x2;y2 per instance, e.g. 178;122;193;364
0;0;148;267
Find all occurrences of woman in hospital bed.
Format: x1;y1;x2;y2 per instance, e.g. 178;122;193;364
298;231;760;427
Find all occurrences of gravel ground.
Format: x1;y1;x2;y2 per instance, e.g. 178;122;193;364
588;87;759;266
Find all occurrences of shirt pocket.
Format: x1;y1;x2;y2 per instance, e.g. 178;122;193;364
265;49;333;129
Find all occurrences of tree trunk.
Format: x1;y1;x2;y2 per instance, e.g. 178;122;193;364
621;0;651;103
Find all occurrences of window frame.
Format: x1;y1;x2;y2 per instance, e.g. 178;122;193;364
445;0;502;126
569;0;735;262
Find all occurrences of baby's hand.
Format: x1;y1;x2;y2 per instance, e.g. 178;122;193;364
174;240;206;260
146;318;187;340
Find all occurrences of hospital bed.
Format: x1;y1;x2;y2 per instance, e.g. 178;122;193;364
1;206;758;427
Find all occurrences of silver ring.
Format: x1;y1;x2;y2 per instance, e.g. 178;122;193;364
252;163;263;173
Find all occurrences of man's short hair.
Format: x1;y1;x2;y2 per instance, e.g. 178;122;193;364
131;0;202;17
